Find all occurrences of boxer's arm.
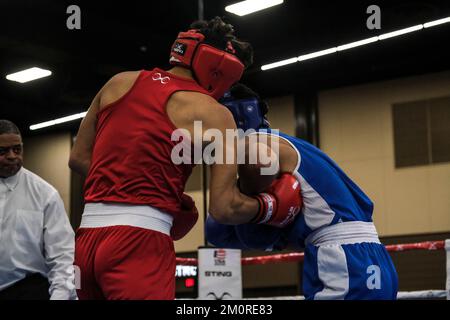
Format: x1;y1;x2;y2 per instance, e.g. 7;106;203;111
196;100;260;224
171;92;301;227
68;92;100;176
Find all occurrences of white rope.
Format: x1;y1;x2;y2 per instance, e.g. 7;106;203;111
397;290;446;299
243;290;446;300
184;290;446;300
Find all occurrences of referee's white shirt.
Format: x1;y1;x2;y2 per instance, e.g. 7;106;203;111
0;167;76;300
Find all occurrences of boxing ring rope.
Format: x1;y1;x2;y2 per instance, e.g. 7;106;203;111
176;240;450;300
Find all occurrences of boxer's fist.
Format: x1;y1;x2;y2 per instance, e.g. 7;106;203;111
171;194;199;241
251;173;302;228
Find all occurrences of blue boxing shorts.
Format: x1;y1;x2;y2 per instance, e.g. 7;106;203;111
302;221;398;300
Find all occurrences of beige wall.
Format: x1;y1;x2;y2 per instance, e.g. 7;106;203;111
266;95;296;136
319;71;450;236
23;132;72;216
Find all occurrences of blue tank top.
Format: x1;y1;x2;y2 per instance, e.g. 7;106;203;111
258;130;374;248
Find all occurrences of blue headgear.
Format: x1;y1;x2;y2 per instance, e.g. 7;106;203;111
220;91;270;131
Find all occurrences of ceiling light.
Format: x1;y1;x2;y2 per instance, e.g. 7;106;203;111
423;16;450;28
6;67;52;83
225;0;283;17
261;15;450;71
337;37;379;51
30;112;87;130
298;48;337;61
261;57;298;71
378;25;423;40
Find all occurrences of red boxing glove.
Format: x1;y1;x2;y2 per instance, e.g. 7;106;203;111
251;173;302;228
171;194;199;241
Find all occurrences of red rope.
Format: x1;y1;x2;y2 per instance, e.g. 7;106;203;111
176;240;446;266
385;240;445;252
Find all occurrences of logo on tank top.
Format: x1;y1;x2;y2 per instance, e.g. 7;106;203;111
152;72;170;84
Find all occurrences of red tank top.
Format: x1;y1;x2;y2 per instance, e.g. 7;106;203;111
83;68;208;215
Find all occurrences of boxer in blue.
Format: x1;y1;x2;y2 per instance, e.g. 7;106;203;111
206;84;398;300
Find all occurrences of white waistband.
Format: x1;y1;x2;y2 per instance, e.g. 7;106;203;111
80;203;173;236
305;221;380;247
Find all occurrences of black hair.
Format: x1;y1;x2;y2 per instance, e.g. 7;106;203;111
229;83;269;117
0;120;21;136
190;17;254;69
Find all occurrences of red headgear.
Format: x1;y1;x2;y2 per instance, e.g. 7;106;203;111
169;29;245;100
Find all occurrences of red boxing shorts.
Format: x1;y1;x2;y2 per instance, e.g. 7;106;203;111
75;225;175;300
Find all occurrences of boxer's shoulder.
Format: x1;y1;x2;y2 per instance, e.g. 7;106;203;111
168;91;235;131
99;71;141;109
106;71;141;89
172;90;215;105
171;91;228;115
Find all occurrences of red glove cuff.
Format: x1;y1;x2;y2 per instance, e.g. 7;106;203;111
251;173;302;227
251;193;277;224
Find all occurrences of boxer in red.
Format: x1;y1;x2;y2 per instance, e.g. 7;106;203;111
69;17;302;300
